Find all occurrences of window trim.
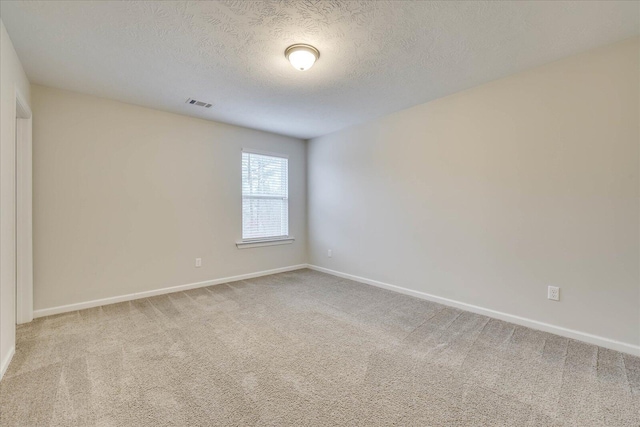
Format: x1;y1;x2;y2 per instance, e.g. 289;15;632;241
236;236;295;249
241;148;289;159
240;148;291;246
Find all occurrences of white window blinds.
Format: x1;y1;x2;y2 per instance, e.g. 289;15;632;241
242;151;289;240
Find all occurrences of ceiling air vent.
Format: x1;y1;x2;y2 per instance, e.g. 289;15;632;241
185;98;213;108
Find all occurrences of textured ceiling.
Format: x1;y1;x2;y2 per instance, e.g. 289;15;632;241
1;1;638;139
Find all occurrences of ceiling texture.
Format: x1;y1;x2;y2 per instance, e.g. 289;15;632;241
1;1;638;139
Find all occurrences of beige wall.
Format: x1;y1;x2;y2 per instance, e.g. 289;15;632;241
308;38;640;349
32;85;307;311
0;20;31;376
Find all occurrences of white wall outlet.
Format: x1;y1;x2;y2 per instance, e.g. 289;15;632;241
327;249;332;258
195;258;202;268
548;286;560;301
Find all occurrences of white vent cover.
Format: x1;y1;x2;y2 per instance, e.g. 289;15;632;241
185;98;212;108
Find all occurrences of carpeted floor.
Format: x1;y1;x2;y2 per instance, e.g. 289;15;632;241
1;269;638;426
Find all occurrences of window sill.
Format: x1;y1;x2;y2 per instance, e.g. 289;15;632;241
236;237;295;249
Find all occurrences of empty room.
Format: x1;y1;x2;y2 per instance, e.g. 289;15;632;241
0;1;639;426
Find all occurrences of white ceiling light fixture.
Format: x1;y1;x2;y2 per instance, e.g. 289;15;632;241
285;44;320;71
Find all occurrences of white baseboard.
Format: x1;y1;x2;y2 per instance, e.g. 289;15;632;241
33;264;308;318
29;262;640;356
307;264;640;357
1;346;15;381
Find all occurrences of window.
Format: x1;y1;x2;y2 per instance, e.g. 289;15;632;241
241;150;289;241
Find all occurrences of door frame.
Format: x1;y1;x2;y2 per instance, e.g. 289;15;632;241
15;87;33;324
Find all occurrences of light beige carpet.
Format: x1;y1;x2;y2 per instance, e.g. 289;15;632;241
1;269;638;426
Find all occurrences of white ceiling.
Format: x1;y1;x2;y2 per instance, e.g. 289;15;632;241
1;1;638;139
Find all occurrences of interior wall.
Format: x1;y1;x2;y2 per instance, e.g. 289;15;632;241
0;20;32;377
32;85;307;311
308;38;640;349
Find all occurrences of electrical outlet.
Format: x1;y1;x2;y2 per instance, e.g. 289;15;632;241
548;286;560;301
195;258;202;268
327;249;332;258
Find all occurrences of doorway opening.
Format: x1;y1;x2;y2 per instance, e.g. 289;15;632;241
15;89;33;325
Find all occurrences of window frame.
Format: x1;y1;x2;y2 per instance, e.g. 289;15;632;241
237;148;294;249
